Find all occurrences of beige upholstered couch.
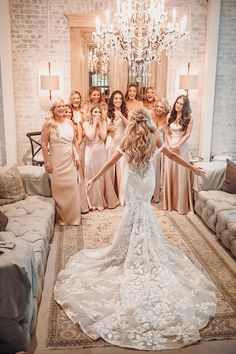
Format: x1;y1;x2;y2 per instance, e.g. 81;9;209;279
0;166;55;354
193;161;236;258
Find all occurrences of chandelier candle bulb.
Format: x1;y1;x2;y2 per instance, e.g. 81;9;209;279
92;0;188;80
96;16;101;33
106;9;110;25
172;8;176;25
117;0;120;14
181;16;187;31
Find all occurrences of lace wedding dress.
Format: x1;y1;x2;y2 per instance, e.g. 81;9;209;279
54;149;217;350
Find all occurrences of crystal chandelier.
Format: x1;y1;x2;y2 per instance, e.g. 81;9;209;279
93;0;188;80
89;48;109;75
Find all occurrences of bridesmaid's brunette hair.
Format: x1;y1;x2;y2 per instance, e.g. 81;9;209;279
168;95;192;131
124;108;157;172
65;104;77;124
88;105;103;125
107;90;128;121
124;84;142;101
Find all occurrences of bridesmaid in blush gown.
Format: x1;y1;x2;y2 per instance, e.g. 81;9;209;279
105;90;128;208
54;108;216;351
41;99;81;225
82;87;108;122
125;84;143;119
151;98;170;203
143;86;160;112
163;95;194;214
65;104;89;213
83;105;108;211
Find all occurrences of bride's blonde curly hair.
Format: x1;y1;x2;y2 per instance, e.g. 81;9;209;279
124;108;157;171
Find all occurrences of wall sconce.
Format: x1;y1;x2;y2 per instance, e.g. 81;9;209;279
40;62;60;100
179;62;198;97
40;0;60;100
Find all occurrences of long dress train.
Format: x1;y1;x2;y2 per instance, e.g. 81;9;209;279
54;150;217;350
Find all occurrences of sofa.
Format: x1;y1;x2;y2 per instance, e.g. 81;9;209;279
0;165;55;354
193;160;236;258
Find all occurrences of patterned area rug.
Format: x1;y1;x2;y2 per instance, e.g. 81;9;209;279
46;207;236;350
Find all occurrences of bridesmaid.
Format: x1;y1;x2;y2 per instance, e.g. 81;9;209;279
69;90;83;123
65;104;89;213
83;105;108;211
69;90;86;174
41;99;81;225
124;84;143;118
163;95;194;214
143;86;160;112
105;90;128;208
82;87;108;121
151;98;170;203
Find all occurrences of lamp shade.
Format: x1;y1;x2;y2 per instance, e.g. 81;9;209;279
40;75;60;91
179;75;198;90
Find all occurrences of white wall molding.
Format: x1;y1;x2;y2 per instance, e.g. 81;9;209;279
0;0;17;165
199;0;221;161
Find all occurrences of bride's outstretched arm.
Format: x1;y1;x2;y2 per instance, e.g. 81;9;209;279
156;134;205;176
87;137;126;190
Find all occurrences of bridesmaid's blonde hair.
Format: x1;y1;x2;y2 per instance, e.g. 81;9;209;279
46;98;65;137
124;108;157;171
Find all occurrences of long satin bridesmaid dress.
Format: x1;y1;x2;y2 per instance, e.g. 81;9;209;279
49;119;81;225
163;122;194;214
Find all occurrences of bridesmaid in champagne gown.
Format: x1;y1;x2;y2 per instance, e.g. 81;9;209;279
65;104;89;213
143;86;160;112
105;90;128;208
83;105;108;211
163;95;194;214
125;84;143;119
69;90;86;182
82;87;108;121
54;108;216;351
151;98;170;203
41;99;81;225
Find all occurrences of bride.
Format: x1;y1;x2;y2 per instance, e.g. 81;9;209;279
54;108;217;351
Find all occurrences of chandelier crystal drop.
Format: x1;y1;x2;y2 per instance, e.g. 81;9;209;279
92;0;188;80
89;48;109;75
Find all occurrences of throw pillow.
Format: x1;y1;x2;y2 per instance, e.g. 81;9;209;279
220;159;236;194
0;210;8;231
0;164;26;206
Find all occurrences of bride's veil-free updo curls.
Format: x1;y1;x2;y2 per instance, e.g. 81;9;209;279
124;108;157;172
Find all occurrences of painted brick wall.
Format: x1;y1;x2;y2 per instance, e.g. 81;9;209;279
0;60;6;166
167;0;208;158
7;0;236;163
211;0;236;159
9;0;114;164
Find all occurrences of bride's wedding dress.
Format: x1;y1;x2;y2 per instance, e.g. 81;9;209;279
54;151;217;351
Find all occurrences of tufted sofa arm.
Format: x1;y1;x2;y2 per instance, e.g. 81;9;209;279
18;165;52;197
193;161;236;258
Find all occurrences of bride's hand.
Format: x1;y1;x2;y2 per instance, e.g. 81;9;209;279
192;165;206;176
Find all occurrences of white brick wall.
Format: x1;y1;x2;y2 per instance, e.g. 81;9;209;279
211;0;236;159
0;60;6;166
167;0;208;158
4;0;236;163
9;0;114;164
